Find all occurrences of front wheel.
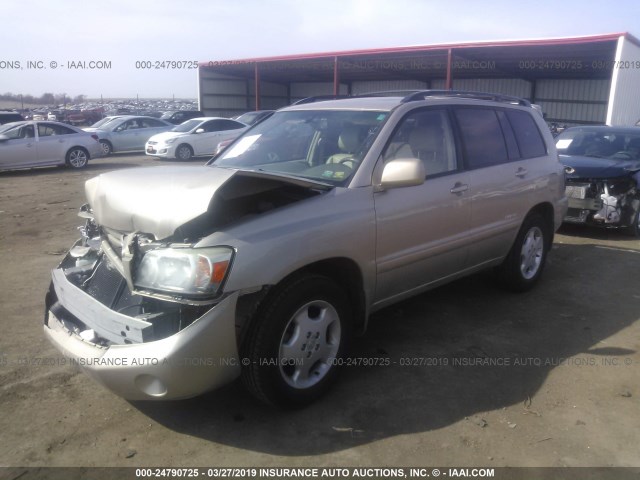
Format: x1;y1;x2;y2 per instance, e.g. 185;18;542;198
99;140;112;156
241;274;351;408
66;147;89;169
175;144;193;161
497;213;550;292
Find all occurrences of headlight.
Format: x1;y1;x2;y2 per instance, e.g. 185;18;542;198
165;138;177;144
134;247;233;297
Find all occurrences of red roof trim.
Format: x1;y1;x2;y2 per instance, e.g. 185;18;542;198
199;33;637;67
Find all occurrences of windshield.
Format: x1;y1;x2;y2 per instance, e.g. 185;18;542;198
557;128;640;160
90;117;118;128
213;109;388;186
160;112;175;120
0;122;22;133
171;119;201;133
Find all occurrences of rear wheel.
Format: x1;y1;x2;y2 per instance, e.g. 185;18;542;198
497;213;550;292
241;274;351;408
175;144;193;161
66;147;89;169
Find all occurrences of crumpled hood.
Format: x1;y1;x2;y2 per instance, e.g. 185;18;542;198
85;166;236;240
561;154;640;179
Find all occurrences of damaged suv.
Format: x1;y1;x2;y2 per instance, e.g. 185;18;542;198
44;91;567;407
557;126;640;236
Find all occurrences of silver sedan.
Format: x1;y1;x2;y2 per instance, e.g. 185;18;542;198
0;121;103;171
89;116;174;155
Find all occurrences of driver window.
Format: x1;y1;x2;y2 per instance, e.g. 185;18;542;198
383;109;457;177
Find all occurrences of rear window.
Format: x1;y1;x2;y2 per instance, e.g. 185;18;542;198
505;110;546;158
454;108;508;169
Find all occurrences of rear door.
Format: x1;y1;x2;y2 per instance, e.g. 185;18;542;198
36;122;75;163
452;107;545;268
373;108;472;305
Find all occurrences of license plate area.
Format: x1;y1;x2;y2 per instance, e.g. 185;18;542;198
565;185;587;199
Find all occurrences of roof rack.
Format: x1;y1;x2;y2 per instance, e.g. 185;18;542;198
291;95;351;105
399;90;531;106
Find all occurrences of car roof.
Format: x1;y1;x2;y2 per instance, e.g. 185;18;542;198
561;125;640;134
283;90;534;112
185;116;243;122
0;120;83;130
284;96;402;112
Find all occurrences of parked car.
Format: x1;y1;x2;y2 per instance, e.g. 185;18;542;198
44;91;566;407
83;116;124;132
145;117;247;160
557;125;640;236
0;111;24;125
160;110;204;125
0;120;102;170
67;109;105;126
90;115;173;155
234;110;275;126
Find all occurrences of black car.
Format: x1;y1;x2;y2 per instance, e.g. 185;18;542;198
0;111;24;125
557;126;640;236
160;110;203;125
234;110;275;126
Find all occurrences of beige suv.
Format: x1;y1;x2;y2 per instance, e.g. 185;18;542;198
44;91;568;407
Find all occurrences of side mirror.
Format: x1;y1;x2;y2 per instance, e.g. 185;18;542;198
195;128;205;134
379;158;425;189
0;134;9;142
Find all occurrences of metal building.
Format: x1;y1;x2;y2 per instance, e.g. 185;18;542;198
197;33;640;126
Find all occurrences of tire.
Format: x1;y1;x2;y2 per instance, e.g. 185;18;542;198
175;144;193;161
99;140;112;156
625;207;640;237
241;274;352;408
497;213;550;292
66;147;89;169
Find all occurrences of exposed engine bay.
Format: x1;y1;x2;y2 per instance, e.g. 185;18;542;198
45;167;327;347
564;174;639;229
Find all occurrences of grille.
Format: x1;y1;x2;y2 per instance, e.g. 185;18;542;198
86;257;126;308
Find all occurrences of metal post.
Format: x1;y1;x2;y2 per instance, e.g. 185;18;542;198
333;56;339;96
446;49;453;90
255;63;261;111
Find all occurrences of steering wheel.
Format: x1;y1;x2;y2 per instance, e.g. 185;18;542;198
337;157;358;168
265;151;280;162
611;151;633;159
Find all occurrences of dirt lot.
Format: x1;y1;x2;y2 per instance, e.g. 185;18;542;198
0;154;639;469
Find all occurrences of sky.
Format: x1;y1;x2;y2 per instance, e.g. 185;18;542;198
1;0;639;100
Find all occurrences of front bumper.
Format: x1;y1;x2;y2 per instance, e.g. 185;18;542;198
44;261;241;400
145;142;175;158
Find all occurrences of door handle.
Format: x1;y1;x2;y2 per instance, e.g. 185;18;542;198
515;167;528;178
450;182;469;194
58;139;65;143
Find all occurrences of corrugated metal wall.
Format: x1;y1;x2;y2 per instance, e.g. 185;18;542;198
289;82;349;101
451;78;532;98
351;80;428;94
607;37;640;125
533;79;610;125
199;71;250;116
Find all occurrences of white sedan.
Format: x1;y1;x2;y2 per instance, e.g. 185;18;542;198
0;121;103;171
145;117;248;160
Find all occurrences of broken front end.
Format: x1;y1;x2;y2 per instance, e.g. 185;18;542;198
564;174;640;234
44;205;242;400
